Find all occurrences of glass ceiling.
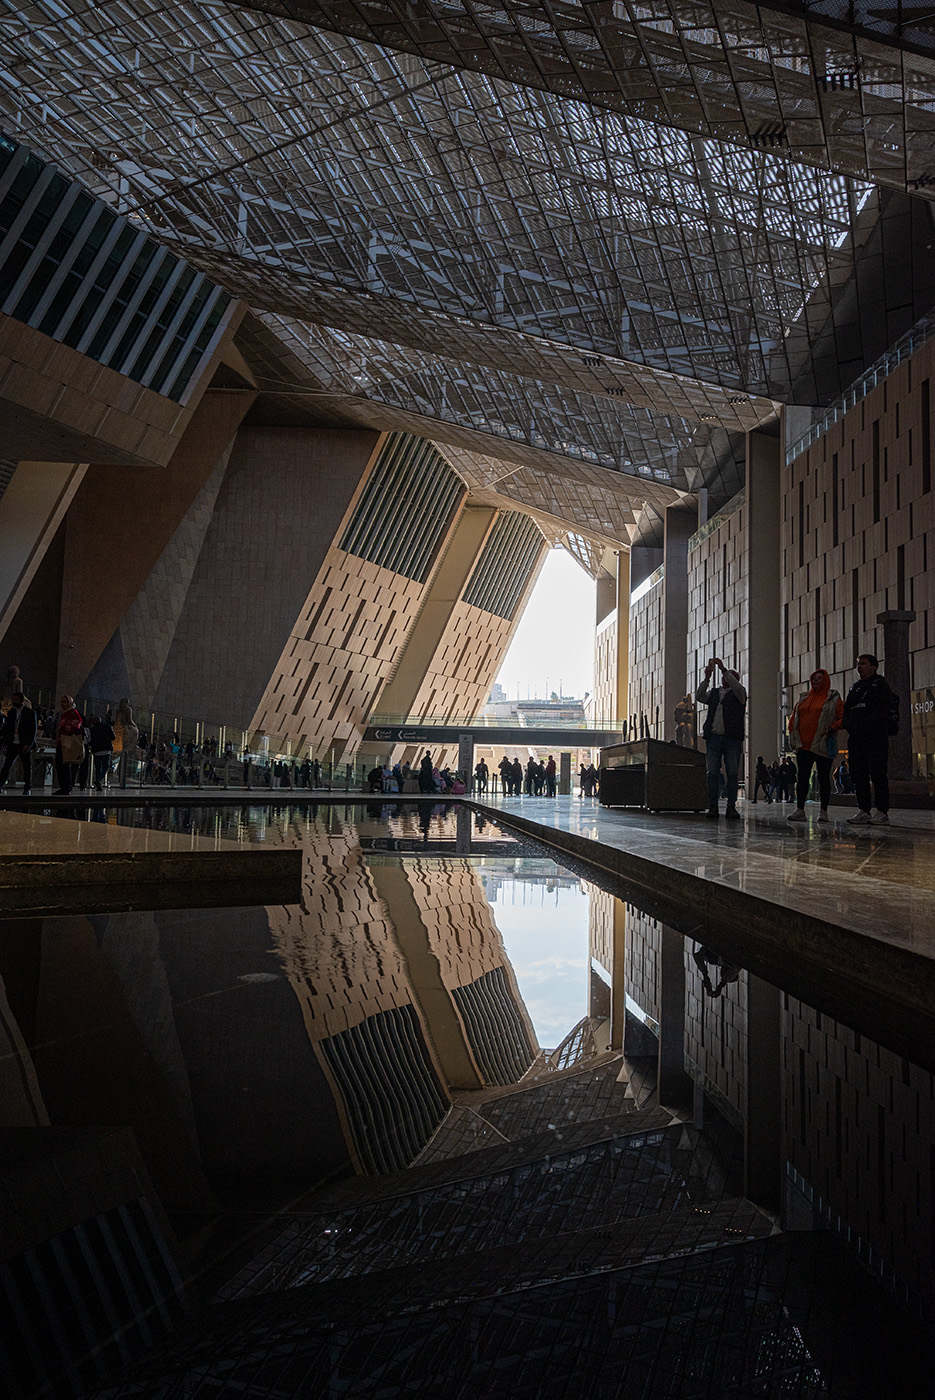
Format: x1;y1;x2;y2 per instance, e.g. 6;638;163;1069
0;0;922;524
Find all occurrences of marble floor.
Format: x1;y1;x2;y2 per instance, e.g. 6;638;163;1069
0;809;302;915
475;794;935;958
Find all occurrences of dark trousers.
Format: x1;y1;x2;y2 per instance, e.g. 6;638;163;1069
795;749;832;808
0;744;32;789
705;734;741;808
848;734;890;814
55;750;80;794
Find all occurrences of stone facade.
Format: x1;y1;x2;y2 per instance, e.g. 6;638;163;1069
686;495;749;702
592;612;618;725
629;572;664;734
783;341;935;714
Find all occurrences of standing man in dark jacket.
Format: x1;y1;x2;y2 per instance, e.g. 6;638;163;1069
843;654;894;825
696;657;747;820
0;690;38;796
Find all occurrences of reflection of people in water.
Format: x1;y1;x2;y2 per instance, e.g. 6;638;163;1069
693;944;740;997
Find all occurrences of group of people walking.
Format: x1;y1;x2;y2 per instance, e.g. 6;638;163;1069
0;691;141;797
699;652;895;823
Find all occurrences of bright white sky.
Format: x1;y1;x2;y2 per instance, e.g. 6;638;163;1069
496;547;595;701
482;874;592;1048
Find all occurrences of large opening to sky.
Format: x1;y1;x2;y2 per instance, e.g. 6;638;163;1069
496;548;596;701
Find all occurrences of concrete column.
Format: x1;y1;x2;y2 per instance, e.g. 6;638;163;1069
559;751;571;795
744;973;781;1210
0;461;87;646
615;550;630;727
877;609;916;782
747;431;782;766
457;733;474;788
658;926;692;1109
662;507;696;741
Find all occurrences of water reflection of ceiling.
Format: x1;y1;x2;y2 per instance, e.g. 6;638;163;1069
4;0;924;541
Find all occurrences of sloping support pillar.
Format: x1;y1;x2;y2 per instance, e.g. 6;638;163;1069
747;431;782;767
0;462;87;648
367;863;484;1092
375;504;497;721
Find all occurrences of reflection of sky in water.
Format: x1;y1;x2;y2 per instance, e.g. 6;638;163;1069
480;871;591;1048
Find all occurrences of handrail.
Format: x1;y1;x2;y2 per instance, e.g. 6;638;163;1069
785;306;935;464
688;489;745;551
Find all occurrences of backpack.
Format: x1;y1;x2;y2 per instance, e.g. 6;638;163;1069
887;690;900;736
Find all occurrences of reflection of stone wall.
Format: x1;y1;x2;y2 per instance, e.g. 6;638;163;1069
684;953;747;1122
268;823;413;1039
588;886;614;977
782;997;935;1316
624;906;661;1024
406;859;518;988
0;972;47;1126
403;857;538;1081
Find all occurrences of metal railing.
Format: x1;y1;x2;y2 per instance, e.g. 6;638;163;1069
785;307;935;464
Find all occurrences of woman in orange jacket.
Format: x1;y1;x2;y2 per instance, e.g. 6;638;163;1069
787;669;844;823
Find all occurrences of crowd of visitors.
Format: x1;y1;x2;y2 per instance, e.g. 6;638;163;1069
366;754;466;795
0;651;904;819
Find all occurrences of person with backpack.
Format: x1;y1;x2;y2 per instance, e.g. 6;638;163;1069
842;653;896;825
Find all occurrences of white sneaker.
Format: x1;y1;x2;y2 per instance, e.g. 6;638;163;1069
787;809;807;822
871;810;890;824
818;809;829;822
848;811;872;825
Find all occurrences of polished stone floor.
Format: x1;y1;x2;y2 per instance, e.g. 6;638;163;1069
477;794;935;960
0;808;244;855
0;808;302;915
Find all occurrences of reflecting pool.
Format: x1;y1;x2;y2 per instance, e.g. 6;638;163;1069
2;800;932;1399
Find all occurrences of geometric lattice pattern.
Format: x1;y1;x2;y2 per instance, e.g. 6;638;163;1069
240;1;935;200
0;0;906;523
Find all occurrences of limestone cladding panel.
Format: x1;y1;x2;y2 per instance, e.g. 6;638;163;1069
154;428;379;730
592;614;618;725
624;906;661;1025
253;548;424;755
403;600;517;725
629;579;664;729
58;388;257;697
685;952;747;1120
0;314;195;468
782;998;935;1315
266;827;414;1041
686;504;749;704
116;449;233;710
784;338;935;699
402;860;515;990
588;886;614;978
